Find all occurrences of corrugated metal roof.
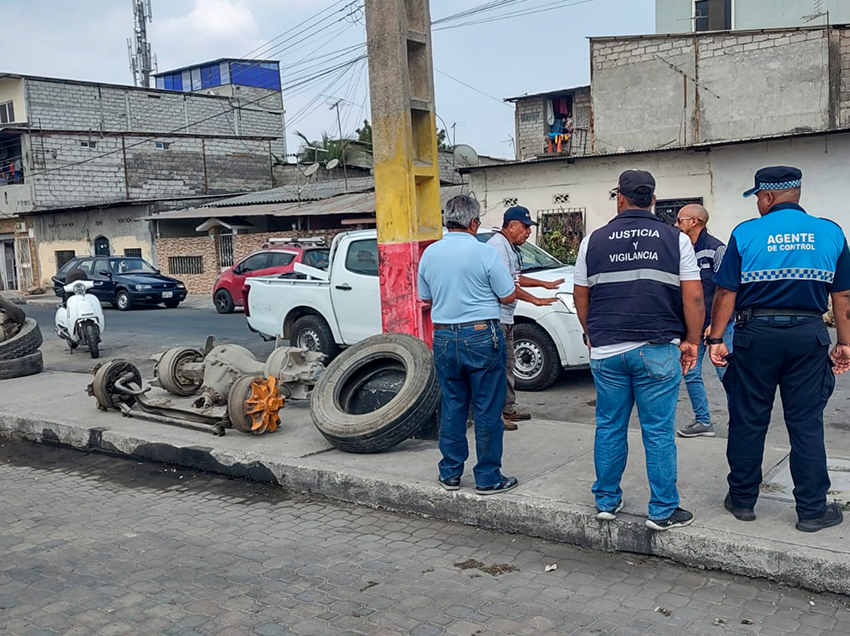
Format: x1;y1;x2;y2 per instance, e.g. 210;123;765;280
145;185;467;222
504;85;590;103
204;177;377;207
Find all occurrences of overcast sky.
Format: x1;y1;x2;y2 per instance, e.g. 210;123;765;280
4;0;655;159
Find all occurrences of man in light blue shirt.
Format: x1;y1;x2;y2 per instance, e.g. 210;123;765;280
418;195;518;496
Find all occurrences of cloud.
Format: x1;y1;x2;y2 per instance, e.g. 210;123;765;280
152;0;267;70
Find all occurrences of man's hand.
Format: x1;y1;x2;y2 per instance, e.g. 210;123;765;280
709;343;730;367
679;340;699;374
533;296;559;306
831;344;850;375
541;278;565;290
704;325;711;339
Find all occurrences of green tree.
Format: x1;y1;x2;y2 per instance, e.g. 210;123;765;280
437;128;450;150
355;120;372;145
295;131;356;165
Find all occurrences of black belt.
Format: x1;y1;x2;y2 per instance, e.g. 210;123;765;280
736;307;823;325
433;319;498;331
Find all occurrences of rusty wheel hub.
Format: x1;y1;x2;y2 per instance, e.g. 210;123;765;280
243;375;285;434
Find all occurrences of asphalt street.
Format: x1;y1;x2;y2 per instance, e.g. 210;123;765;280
23;303;850;444
2;439;849;636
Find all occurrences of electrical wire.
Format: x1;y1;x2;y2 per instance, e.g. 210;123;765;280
434;69;513;107
434;0;601;31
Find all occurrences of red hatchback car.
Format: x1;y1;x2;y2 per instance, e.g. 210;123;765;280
212;240;330;314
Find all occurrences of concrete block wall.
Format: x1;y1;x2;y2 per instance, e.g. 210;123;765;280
27;132;275;210
841;29;850;127
515;97;546;160
591;28;831;151
25;79;283;140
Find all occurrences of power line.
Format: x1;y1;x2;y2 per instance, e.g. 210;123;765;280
434;69;513;107
434;0;601;31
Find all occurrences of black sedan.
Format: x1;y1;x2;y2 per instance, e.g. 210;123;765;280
52;256;187;310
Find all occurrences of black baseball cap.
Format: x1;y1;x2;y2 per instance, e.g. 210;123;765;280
503;206;538;227
743;166;803;198
617;170;656;199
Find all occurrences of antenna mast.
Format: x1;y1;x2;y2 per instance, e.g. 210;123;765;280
128;0;155;87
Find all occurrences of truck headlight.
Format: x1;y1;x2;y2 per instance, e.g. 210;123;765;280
557;292;576;314
135;284;152;291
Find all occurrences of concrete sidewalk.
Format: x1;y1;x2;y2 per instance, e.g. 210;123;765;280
2;292;214;310
2;370;850;595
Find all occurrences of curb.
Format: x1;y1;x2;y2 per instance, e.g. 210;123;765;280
2;411;849;595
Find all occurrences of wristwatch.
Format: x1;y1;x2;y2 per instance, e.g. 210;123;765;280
705;337;724;345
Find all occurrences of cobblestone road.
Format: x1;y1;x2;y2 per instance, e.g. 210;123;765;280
1;441;848;636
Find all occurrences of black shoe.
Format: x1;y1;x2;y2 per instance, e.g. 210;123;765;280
645;507;694;531
476;476;519;496
439;476;461;491
796;503;844;533
724;494;756;522
596;500;624;521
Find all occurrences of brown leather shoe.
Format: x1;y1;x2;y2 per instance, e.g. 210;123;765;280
503;411;531;422
503;421;518;431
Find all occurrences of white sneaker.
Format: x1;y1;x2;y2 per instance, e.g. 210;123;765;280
596;500;624;521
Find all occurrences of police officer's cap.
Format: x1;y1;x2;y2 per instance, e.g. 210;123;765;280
617;170;656;199
743;166;803;198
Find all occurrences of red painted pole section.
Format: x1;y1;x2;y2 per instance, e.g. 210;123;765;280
378;241;435;348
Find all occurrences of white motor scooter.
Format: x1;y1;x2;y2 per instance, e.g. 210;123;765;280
55;280;105;359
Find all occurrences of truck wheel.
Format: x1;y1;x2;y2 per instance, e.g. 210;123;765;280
0;351;44;381
513;322;561;392
292;315;339;362
0;295;26;325
0;318;43;361
310;332;440;453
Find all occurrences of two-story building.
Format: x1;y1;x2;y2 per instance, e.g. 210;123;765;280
462;23;850;262
0;58;285;291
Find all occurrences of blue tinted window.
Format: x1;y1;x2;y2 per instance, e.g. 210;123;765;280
164;75;174;90
156;77;165;90
230;62;281;91
172;74;182;91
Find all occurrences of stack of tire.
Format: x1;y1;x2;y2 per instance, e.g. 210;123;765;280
310;333;440;453
0;296;44;381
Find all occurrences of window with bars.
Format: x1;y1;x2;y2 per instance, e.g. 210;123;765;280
655;198;704;227
168;256;204;275
124;248;143;258
55;250;76;270
537;208;585;265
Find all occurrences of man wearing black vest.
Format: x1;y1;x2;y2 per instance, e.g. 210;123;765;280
573;170;706;531
675;204;734;439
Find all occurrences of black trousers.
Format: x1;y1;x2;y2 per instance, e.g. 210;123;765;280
722;316;835;521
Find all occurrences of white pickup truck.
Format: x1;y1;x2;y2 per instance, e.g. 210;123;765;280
245;229;589;391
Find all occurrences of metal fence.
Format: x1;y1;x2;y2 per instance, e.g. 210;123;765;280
654;198;704;227
537;208;585;265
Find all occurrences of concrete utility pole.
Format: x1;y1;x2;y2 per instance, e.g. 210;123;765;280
365;0;442;343
128;0;155;88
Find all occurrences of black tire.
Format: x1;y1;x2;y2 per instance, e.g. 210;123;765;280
0;318;43;361
0;295;26;325
0;351;44;381
115;289;132;311
214;289;234;314
164;300;181;309
310;332;440;454
83;322;100;359
513;322;561;392
292;314;340;362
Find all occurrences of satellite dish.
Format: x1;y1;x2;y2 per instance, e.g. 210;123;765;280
453;144;479;168
303;163;320;177
326;158;339;170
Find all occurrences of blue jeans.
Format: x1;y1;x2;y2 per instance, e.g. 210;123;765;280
683;323;735;424
590;343;683;521
433;322;507;488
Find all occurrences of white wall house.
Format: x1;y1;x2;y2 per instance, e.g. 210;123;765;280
465;130;850;250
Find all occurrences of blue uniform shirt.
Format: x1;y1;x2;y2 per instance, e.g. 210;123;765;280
714;202;850;312
418;232;515;324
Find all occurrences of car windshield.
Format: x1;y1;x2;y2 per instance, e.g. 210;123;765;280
477;232;563;273
110;258;157;275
